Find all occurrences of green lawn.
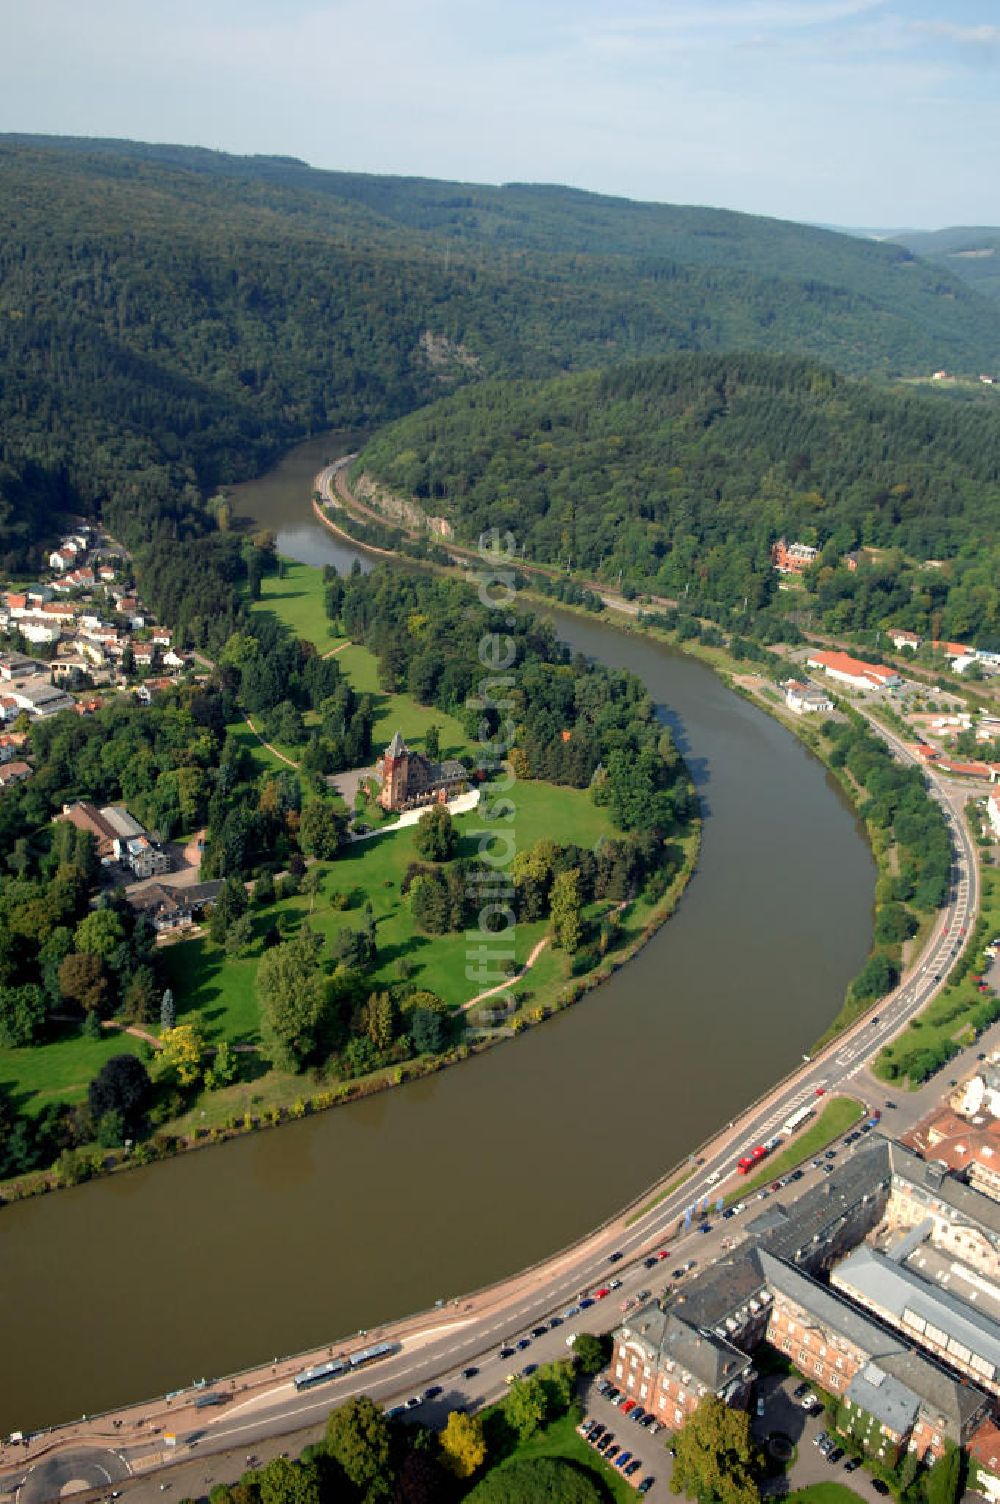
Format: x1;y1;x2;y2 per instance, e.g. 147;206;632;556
251;560;343;650
334;641;473;759
0;1025;145;1113
725;1098;865;1202
471;1412;641;1504
788;1486;867;1504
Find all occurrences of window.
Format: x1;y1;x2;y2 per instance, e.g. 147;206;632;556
640;1384;648;1400
675;1408;683;1424
615;1363;623;1379
814;1362;823;1374
830;1376;841;1390
630;1354;638;1368
658;1396;666;1411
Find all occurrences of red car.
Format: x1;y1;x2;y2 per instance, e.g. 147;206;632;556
655;1249;670;1260
815;1086;826;1097
594;1287;610;1300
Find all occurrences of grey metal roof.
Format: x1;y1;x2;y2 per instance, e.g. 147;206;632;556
619;1306;751;1393
760;1251;986;1439
846;1363;920;1436
99;804;146;840
386;730;407;757
832;1244;1000;1380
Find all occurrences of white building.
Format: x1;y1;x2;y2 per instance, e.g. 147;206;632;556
784;678;835;714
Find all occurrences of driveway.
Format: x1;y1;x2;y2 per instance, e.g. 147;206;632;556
755;1373;886;1502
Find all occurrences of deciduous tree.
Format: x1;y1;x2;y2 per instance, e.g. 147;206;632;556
439;1410;486;1479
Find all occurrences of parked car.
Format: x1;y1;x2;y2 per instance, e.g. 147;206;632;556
828;1447;845;1464
638;1479;655;1496
792;1382;810;1399
608;1250;624;1262
813;1431;829;1448
422;1385;442;1400
530;1326;547;1338
872;1480;891;1496
516;1338;531;1350
844;1457;862;1473
615;1451;632;1470
644;1256;659;1268
461;1366;479;1380
625;1459;642;1477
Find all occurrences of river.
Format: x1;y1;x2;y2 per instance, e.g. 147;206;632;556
0;433;874;1433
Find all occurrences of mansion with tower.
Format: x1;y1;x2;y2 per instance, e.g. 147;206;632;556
375;731;467;813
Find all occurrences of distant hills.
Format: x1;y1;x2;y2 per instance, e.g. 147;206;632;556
887;227;1000;306
2;134;1000;570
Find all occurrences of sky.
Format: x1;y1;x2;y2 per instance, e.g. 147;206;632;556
2;0;999;228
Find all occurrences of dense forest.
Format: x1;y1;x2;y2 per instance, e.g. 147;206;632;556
355;352;1000;642
4;136;1000;574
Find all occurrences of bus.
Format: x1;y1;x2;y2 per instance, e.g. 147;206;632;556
781;1104;814;1137
349;1340;401;1370
194;1392;228;1409
293;1358;348;1392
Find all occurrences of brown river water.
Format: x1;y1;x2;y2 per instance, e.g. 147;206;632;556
0;433;874;1432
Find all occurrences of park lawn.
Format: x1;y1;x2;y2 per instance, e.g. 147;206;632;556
334;641;473;759
226;718;299;779
491;778;613;853
160;936;262;1047
0;1026;145;1114
788;1487;867;1504
725;1097;865;1203
477;1411;639;1504
159;779;617;1039
250;560;343;650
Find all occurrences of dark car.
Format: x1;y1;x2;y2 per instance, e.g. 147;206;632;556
530;1326;547;1338
644;1256;658;1268
549;1315;563;1327
792;1382;810;1399
608;1250;624;1263
579;1297;595;1309
638;1480;655;1496
872;1480;891;1496
828;1447;845;1464
423;1385;442;1400
790;1169;804;1180
844;1457;862;1473
461;1366;479;1380
499;1346;515;1359
625;1459;642;1476
521;1363;537;1377
516;1338;531;1351
698;1221;712;1234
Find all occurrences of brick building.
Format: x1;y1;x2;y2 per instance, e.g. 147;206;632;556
376;731;467;813
772;538;820;574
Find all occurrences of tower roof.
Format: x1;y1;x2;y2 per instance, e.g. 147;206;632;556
386;730;408;757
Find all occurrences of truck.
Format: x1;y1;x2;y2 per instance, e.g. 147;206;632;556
737;1145;768;1175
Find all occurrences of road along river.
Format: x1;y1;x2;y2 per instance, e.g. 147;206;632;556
0;434;875;1434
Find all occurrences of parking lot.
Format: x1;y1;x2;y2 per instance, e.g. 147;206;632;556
577;1373;672;1496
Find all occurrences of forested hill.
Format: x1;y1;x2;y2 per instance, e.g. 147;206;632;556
889;226;1000;306
354;352;1000;641
3;136;1000;570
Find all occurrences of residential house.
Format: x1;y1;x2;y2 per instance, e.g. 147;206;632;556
772;538;820;575
0;760;32;790
127;880;223;933
889;630;922;652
